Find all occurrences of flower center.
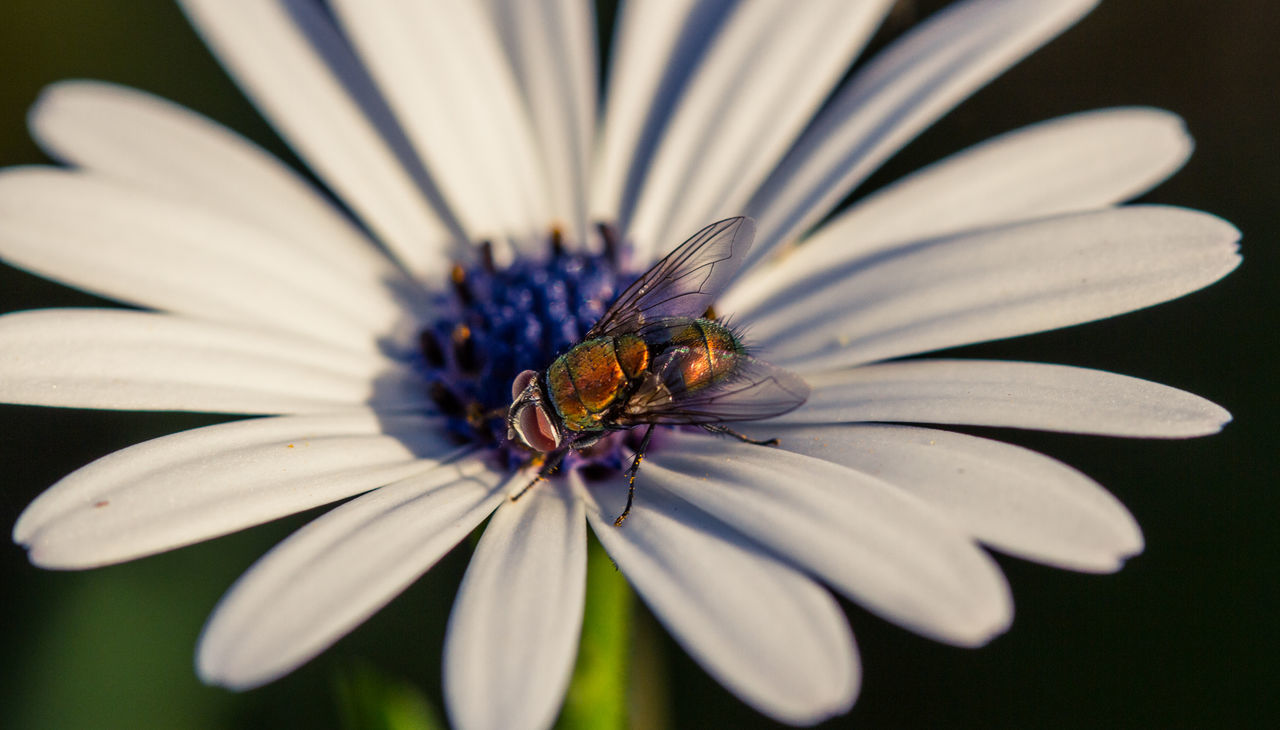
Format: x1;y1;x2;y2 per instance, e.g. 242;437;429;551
415;226;636;473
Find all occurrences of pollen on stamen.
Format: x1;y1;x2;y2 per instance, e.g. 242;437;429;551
452;323;481;373
449;263;472;305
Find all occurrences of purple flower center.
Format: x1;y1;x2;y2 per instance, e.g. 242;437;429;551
415;227;637;472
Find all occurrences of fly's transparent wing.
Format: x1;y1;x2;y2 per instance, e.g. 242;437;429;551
618;352;809;426
586;217;755;339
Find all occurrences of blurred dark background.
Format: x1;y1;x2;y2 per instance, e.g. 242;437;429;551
0;1;1275;728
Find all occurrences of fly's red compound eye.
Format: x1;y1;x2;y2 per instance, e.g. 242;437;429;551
511;369;537;400
515;403;560;452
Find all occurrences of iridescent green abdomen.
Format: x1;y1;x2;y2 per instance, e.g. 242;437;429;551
664;319;745;393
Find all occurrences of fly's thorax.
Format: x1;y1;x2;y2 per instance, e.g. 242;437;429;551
614;333;650;379
547;335;647;433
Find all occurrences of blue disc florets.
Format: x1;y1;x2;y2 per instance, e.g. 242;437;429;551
414;229;634;470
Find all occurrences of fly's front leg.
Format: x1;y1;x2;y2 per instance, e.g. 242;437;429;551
511;449;567;502
702;423;779;446
614;424;656;527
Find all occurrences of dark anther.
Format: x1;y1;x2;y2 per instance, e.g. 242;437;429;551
550;226;565;257
597;221;619;266
429;381;465;416
452;323;482;373
450;263;472;305
478;240;495;273
419;329;445;367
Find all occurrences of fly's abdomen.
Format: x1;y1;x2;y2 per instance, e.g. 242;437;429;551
665;319;744;393
547;335;648;432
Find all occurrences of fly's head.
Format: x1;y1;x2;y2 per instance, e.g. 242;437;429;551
506;369;563;453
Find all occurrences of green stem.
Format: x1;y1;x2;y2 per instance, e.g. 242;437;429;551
558;535;633;730
334;659;444;730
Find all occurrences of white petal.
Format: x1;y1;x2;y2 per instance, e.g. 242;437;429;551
179;0;455;277
29;80;419;295
779;359;1231;438
591;0;705;224
0;168;413;351
724;108;1194;308
444;482;585;730
742;424;1142;572
744;206;1240;370
198;459;509;690
627;0;893;260
329;0;549;249
485;0;596;247
580;473;857;725
15;412;464;569
0;309;428;414
647;433;1012;646
745;0;1099;266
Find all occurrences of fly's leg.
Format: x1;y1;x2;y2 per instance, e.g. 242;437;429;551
702;423;779;446
511;449;567;502
614;424;655;527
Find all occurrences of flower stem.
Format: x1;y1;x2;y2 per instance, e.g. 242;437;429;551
334;659;444;730
558;535;633;730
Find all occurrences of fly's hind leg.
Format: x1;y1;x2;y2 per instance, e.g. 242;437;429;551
511;449;567;502
702;423;779;446
614;424;655;527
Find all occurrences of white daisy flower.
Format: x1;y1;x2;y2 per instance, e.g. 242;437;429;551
2;0;1239;727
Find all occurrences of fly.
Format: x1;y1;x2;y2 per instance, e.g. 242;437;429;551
505;217;809;525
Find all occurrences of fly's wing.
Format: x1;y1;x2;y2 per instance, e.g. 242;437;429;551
618;352;809;426
586;216;754;340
